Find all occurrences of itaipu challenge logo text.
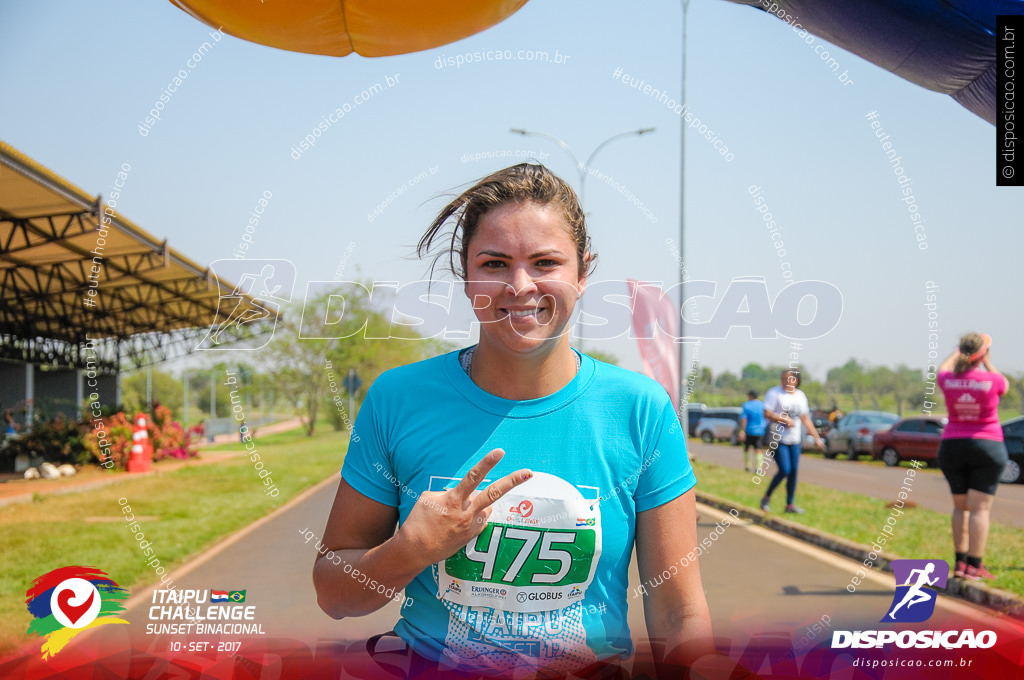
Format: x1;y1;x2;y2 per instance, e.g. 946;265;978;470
25;566;129;659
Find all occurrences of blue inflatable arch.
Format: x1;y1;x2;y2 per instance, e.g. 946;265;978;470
726;0;1023;124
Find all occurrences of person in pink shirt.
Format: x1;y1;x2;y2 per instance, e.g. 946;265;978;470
937;332;1009;581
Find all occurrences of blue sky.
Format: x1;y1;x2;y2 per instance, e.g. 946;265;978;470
2;0;1019;380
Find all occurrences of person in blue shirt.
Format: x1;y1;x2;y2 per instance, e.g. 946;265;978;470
312;163;713;678
738;390;767;472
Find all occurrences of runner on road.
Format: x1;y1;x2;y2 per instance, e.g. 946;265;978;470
739;390;766;473
312;164;713;678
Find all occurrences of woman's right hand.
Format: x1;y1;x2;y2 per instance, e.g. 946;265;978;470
393;448;532;569
775;414;795;428
982;349;998;373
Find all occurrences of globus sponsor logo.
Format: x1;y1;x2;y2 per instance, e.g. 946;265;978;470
516;591;563;603
506;516;539;525
831;629;997;649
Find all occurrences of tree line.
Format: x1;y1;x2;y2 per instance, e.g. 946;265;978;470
122;282;452;437
122;291;1024;431
690;359;1024;418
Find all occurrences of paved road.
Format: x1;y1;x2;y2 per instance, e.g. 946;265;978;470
687;439;1024;529
104;479;1019;676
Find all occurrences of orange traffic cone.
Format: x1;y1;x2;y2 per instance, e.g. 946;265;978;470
127;413;153;473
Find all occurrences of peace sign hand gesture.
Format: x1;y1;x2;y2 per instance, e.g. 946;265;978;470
395;449;532;569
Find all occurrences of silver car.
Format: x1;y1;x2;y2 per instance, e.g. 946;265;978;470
824;410;899;460
695;407;743;445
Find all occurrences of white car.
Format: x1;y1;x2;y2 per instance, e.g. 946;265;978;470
695;408;743;445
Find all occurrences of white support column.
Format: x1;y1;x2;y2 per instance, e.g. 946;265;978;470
183;371;189;430
76;369;84;418
25;364;34;427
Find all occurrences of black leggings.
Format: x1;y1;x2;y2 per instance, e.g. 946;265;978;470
938;438;1008;495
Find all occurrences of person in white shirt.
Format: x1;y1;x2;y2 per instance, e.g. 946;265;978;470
759;369;823;514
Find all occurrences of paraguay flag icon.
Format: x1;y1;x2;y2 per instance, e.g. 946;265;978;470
212;589;245;602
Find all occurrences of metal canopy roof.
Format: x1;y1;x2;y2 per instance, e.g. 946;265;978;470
0;140;272;371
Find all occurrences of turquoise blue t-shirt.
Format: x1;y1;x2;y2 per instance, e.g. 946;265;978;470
741;399;767;436
341;348;695;676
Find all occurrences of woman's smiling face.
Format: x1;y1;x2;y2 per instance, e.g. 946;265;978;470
463;201;586;356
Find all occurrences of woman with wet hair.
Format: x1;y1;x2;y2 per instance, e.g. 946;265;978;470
313;163;713;678
937;333;1009;581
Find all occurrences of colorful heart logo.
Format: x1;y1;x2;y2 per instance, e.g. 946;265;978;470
27;567;129;659
56;588;95;625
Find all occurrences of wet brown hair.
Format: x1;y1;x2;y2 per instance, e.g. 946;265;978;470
416;163;596;280
954;332;986;374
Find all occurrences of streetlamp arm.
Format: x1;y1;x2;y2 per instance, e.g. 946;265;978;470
583;128;657;171
509;128;582;169
510;127;656;209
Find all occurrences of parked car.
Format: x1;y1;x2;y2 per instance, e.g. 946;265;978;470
825;411;900;460
1000;417;1024;484
810;410;835;438
685;403;707;437
695;407;743;445
799;417;830;450
871;416;946;467
802;427;826;451
812;417;831;437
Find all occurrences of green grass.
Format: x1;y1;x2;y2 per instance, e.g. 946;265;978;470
0;425;349;655
692;459;1024;599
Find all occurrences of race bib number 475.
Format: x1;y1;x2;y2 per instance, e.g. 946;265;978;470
438;472;601;613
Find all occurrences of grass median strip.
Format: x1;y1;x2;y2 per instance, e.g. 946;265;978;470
0;424;349;655
200;422;315;451
692;460;1024;600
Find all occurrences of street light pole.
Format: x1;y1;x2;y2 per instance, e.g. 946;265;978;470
508;127;656;349
679;0;691;430
183;371;189;430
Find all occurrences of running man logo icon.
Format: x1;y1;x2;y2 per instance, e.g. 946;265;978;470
196;259;295;351
883;559;948;623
